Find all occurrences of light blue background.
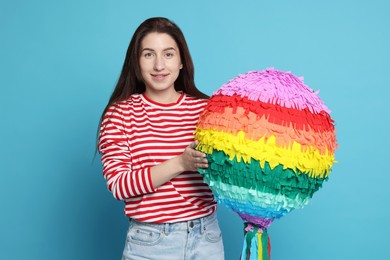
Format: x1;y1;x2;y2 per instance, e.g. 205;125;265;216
1;0;389;259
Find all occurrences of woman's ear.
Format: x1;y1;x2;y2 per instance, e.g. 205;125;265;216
180;64;183;69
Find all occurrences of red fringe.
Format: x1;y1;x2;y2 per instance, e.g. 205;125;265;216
204;94;335;133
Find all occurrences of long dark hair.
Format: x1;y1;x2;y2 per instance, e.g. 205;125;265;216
99;17;208;122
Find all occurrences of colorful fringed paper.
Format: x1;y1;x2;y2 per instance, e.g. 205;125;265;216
241;223;270;260
195;68;337;259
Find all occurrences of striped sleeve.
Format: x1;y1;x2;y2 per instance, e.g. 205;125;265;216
98;105;156;200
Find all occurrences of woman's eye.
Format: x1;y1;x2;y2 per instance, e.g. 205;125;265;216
144;52;154;58
165;52;174;58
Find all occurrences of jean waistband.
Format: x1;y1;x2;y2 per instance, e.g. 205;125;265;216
129;213;217;235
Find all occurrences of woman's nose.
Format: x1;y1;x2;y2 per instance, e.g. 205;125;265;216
153;55;165;71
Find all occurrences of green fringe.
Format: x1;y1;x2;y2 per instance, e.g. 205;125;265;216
204;150;327;200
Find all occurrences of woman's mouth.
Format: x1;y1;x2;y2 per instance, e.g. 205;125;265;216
151;73;169;81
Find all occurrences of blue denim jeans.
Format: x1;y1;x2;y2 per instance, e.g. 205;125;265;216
122;213;224;260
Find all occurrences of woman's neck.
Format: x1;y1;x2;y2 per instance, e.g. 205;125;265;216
144;89;182;104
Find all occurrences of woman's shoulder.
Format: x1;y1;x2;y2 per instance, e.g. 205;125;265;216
105;94;143;115
115;94;143;106
184;94;209;106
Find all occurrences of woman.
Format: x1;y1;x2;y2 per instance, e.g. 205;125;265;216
98;17;224;260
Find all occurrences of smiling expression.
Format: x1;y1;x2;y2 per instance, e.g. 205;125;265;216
139;32;183;100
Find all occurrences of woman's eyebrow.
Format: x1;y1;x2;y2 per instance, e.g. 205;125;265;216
163;47;177;52
141;48;155;52
141;47;177;52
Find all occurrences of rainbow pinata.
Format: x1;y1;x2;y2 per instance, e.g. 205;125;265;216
195;68;337;259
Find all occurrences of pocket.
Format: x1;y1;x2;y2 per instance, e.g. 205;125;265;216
205;218;222;243
127;222;163;246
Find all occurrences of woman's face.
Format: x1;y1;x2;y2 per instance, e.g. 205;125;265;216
139;32;183;97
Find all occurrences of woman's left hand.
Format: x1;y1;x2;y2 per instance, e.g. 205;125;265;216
179;141;209;172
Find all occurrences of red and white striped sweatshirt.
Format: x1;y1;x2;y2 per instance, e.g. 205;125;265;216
98;92;216;223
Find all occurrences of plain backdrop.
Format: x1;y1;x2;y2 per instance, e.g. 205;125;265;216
1;0;389;259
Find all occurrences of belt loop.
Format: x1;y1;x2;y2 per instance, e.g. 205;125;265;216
164;223;169;235
200;216;205;234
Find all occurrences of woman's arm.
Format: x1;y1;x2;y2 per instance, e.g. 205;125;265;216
150;141;208;188
99;108;208;200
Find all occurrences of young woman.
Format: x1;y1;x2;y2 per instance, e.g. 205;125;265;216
98;17;224;260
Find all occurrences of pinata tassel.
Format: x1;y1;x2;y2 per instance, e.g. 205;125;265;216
241;223;271;260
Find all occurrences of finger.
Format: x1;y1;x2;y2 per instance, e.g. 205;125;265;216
189;142;196;149
193;156;201;164
193;150;206;157
194;156;208;166
196;162;209;169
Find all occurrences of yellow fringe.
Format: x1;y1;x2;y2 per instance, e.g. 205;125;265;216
257;232;263;260
195;128;335;178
